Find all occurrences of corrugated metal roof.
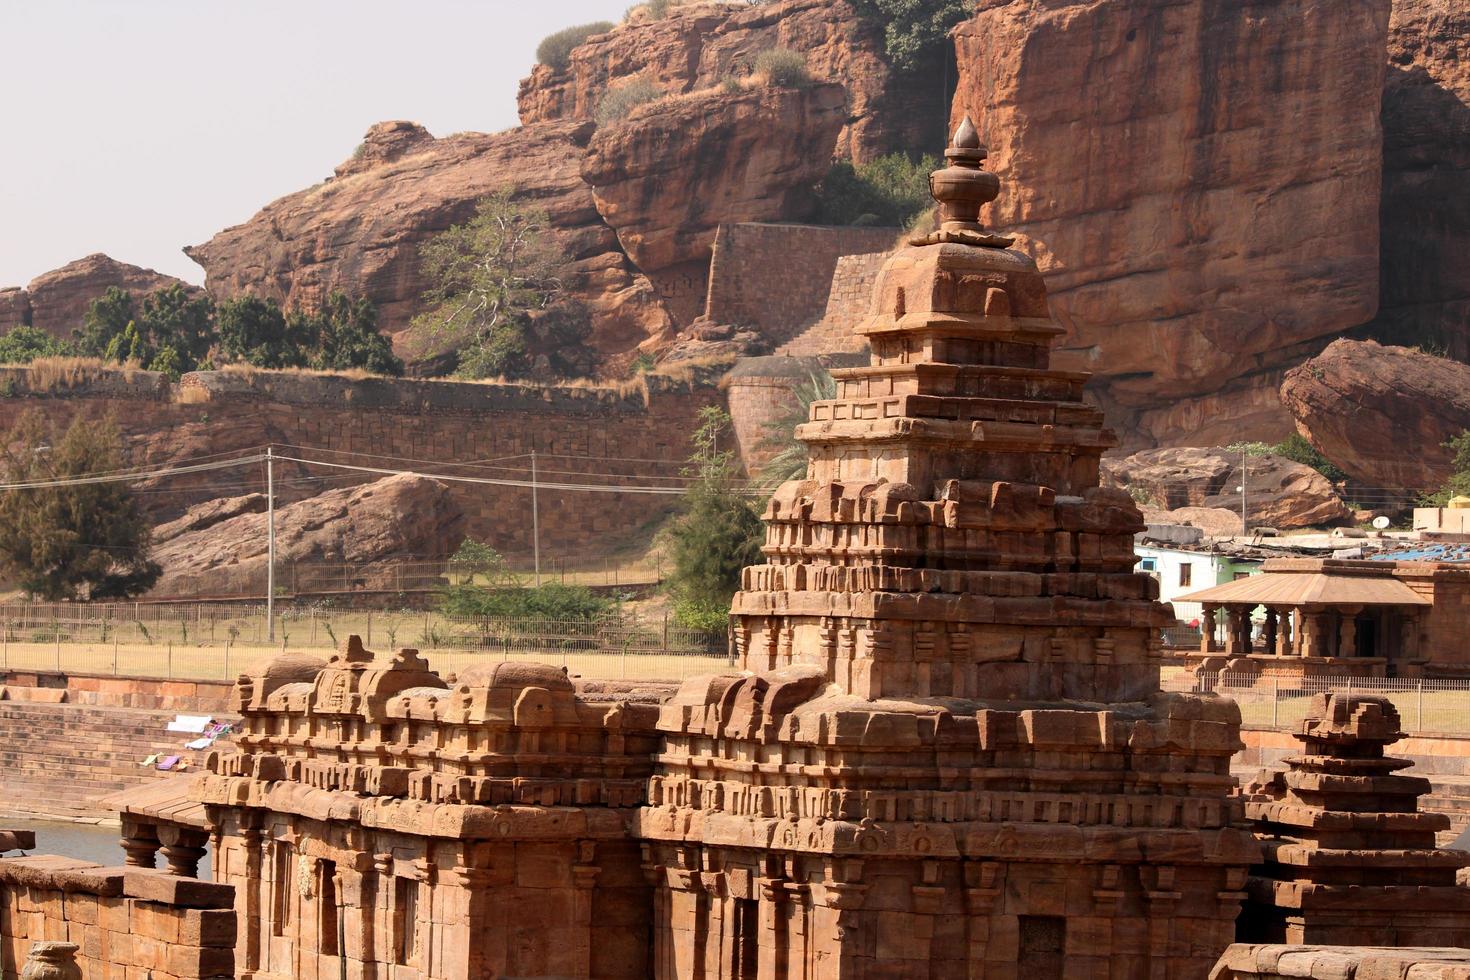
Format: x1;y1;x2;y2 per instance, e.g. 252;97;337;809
1373;543;1470;563
1176;571;1430;606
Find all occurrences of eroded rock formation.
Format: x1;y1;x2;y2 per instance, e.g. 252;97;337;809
0;254;194;339
1104;447;1351;529
148;474;464;596
1281;339;1470;491
185;121;673;369
518;0;946;162
954;0;1391;447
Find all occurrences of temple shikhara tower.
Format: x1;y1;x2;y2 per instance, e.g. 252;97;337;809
635;118;1259;976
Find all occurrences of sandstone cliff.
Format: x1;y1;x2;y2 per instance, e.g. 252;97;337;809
184;120;673;369
955;0;1391;448
0;254;194;339
148;474;464;597
518;0;946;163
1365;0;1470;355
1281;339;1470;492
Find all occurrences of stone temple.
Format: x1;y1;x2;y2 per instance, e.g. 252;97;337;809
130;120;1268;978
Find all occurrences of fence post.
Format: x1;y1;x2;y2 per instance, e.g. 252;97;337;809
1271;677;1279;728
1417;681;1425;732
224;641;231;681
167;642;173;679
55;630;61;671
112;636;118;676
366;611;373;647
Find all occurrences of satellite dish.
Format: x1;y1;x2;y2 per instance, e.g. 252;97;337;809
1372;515;1391;530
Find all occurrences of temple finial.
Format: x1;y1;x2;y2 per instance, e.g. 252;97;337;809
909;112;1014;249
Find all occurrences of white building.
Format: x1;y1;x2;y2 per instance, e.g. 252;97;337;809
1135;543;1260;623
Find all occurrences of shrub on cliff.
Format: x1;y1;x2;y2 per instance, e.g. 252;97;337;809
76;283;214;373
664;407;764;630
303;292;404;376
1422;432;1470;506
536;21;614;70
753;48;809;88
412;190;587;381
851;0;971;74
0;326;74;364
595;77;661;125
813;152;939;227
216;295;310;369
0;410;160;600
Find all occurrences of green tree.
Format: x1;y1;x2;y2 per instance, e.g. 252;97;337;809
74;287;135;358
138;283;214;363
757;370;835;486
851;0;971;74
0;410;160;599
216;295;310;368
0;326;74;364
411;191;575;379
813;152;939;227
1423;431;1470;506
664;407;765;629
304;292;403;376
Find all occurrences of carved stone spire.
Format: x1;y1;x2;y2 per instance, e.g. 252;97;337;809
911;113;1014;248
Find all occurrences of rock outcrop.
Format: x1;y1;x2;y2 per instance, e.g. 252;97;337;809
0;254;194;339
148;474;464;597
1366;0;1470;355
1104;446;1352;529
185;121;673;369
582;83;846;274
953;0;1391;448
1281;339;1470;491
518;0;946;162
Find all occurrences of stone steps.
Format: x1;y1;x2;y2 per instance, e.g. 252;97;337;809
774;317;868;357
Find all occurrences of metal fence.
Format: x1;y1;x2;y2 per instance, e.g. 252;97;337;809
0;605;729;684
1162;670;1470;736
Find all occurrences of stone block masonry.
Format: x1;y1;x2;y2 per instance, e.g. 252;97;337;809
704;223;897;348
0;366;722;555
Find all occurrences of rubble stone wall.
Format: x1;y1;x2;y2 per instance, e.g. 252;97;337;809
703;223;897;346
0;366;722;554
0;858;236;979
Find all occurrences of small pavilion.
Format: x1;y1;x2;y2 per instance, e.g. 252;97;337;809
1178;558;1432;673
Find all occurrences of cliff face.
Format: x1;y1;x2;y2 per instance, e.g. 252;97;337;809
1365;0;1470;354
518;0;945;163
954;0;1391;448
0;254;194;339
185;120;674;369
1282;339;1470;492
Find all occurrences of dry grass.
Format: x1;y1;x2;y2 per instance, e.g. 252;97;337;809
24;357;151;392
211;363;376;382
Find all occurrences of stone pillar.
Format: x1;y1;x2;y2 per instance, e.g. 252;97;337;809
241;825;265;974
120;818;160;868
757;876;788;979
157;824;209;878
1223;608;1245;655
1338;606;1362;659
1201;606;1220;653
1263;609;1279;657
1300;610;1326;658
1276;608;1293;656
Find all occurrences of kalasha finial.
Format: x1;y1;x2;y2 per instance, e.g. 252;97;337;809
910;114;1014;249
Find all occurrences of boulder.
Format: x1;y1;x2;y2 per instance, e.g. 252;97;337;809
1281;339;1470;491
581;84;847;274
148;474;464;597
4;254;195;340
1139;505;1244;540
953;0;1390;448
518;0;943;162
1104;446;1351;529
184;120;673;370
1365;0;1470;355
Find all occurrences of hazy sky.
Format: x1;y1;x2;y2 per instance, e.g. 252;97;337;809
0;0;632;288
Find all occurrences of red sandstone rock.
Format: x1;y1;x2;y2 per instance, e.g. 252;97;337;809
1103;447;1351;529
7;254;195;341
1281;339;1470;490
184;121;672;369
148;474;464;596
1369;0;1470;354
518;0;943;163
152;493;268;543
333;120;434;178
581;85;846;274
953;0;1390;447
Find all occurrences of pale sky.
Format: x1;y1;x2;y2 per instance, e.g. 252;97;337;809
0;0;631;288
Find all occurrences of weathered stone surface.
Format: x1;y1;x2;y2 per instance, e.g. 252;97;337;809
1281;339;1470;491
1104;447;1351;529
333;119;434;178
152;493;267;543
582;84;846;275
5;254;194;341
185;121;672;368
148;474;464;596
1212;944;1470;980
518;0;945;163
1365;0;1470;355
954;0;1390;447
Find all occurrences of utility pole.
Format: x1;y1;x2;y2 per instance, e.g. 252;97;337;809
266;445;276;642
1240;447;1249;538
531;450;541;587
